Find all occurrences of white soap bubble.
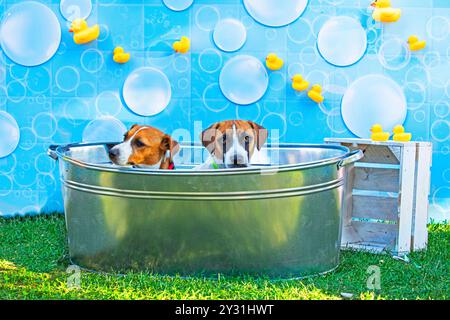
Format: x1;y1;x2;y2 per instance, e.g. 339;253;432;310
426;16;449;41
55;66;80;92
434;101;450;119
378;37;411;71
195;5;220;31
243;0;308;27
341;74;407;138
431;120;450;143
32;112;57;139
0;1;61;67
82;117;127;143
163;0;193;12
60;0;92;22
0;111;20;158
96;91;122;117
317;16;367;67
198;48;223;74
213;19;247;52
80;49;104;74
219;55;268;105
123;67;172;116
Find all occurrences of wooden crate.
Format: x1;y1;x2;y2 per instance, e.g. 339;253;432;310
325;138;432;254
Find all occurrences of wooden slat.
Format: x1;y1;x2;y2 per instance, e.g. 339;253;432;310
352;195;399;221
412;143;432;250
396;144;416;254
353;167;400;192
349;220;399;250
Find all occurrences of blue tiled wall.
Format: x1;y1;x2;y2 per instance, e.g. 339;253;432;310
0;0;449;219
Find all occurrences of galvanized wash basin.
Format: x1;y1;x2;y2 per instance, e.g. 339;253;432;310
48;142;363;278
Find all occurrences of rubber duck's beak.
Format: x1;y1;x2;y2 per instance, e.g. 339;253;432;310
69;28;73;33
370;2;376;7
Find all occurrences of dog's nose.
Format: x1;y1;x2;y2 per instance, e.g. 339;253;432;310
232;154;245;165
109;148;119;158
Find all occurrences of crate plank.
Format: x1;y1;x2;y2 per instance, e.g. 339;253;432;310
397;145;416;253
353;167;400;192
348;220;398;250
352;195;399;222
412;143;432;250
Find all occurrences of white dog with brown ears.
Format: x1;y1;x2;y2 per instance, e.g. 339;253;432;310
197;120;269;169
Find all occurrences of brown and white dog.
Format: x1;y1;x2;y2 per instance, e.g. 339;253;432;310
109;124;179;169
197;120;268;169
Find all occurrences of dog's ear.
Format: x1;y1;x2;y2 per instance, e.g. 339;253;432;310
200;122;220;154
161;134;180;156
248;121;268;150
130;124;139;130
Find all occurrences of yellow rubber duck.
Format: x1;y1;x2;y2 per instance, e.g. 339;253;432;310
113;47;130;64
173;36;190;54
69;18;100;45
292;74;310;91
392;125;412;142
371;0;401;23
370;124;390;141
307;84;324;103
265;53;284;71
407;35;426;51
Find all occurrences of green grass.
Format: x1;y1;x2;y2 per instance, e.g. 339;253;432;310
0;215;448;300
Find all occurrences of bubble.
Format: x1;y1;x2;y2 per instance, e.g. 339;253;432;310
422;51;441;69
96;91;122;117
63;97;90;125
327;108;347;134
434;101;450;119
317;16;367;67
55;66;80;92
426;16;449;41
60;0;92;22
213;19;247;52
163;0;193;12
432;187;450;213
443;169;450;183
431;120;450;143
413;110;426;123
0;174;13;196
405;64;430;84
260;113;287;138
32;113;57;139
341;74;407;138
82;117;127;143
403;82;426;110
198;48;223;74
19;127;37;151
219;55;268;105
6;80;26;103
288;111;304;127
202;83;230;112
0;1;61;66
27;66;51;94
299;46;318;66
287;19;312;44
287;62;304;78
235;103;261;122
123;67;172;116
0;111;20;158
378;37;411;71
10;65;29;80
195;6;220;31
173;55;190;73
243;0;308;27
269;72;285;91
80;49;104;74
34;153;55;174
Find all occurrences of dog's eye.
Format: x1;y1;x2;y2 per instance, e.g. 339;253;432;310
244;136;250;142
134;139;146;148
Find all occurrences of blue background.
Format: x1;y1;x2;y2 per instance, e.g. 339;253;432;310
0;0;449;220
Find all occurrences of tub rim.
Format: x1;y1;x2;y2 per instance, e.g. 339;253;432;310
48;142;363;176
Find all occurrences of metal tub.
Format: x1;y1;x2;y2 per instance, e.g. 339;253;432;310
48;142;362;278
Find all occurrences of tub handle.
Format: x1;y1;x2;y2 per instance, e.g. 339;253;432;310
48;145;59;161
338;149;363;168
